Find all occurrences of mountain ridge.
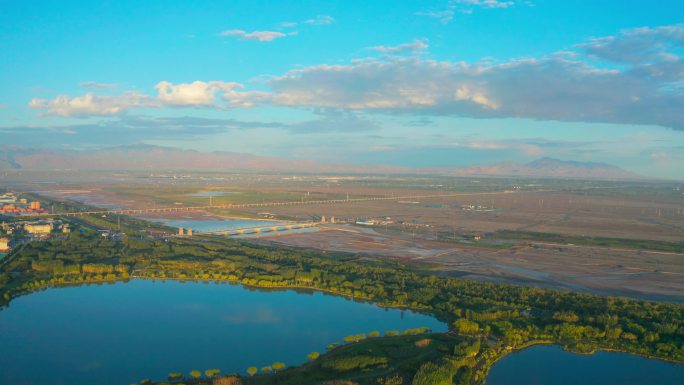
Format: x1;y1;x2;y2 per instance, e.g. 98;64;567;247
0;145;644;180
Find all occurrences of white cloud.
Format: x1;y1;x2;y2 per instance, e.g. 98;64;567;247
454;85;499;109
285;61;457;109
155;81;241;106
369;39;428;55
250;25;684;129
581;25;684;82
80;81;117;89
415;9;455;24
259;59;500;111
220;29;286;42
29;81;244;116
29;25;684;130
29;92;156;117
456;0;515;9
304;15;335;26
417;0;527;23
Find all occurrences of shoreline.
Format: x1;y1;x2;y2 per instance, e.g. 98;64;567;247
4;275;683;371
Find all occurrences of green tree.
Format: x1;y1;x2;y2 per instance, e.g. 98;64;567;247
307;351;320;360
454;318;479;335
189;370;202;378
606;326;623;340
247;367;258;376
411;360;455;385
167;372;183;381
454;340;480;358
213;376;242;385
322;356;388;371
205;369;221;377
553;311;580;323
343;333;366;343
454;366;473;385
377;374;404;385
272;362;286;371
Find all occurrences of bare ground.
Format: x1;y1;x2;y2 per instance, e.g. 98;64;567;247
256;224;684;303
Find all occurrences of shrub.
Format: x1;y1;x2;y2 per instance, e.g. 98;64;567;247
411;360;456;385
189;370;202;378
167;372;183;381
322;356;388;371
213;377;242;385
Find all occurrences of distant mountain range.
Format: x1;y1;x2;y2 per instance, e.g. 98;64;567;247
450;157;641;180
0;145;413;174
0;145;643;180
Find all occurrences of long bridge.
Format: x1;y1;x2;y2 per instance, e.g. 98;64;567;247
203;222;319;236
22;191;519;218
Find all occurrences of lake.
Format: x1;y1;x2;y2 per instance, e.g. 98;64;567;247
0;279;445;385
140;215;321;237
486;344;684;385
142;216;281;232
186;191;238;197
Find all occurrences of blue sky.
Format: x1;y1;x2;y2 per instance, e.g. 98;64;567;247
1;0;684;178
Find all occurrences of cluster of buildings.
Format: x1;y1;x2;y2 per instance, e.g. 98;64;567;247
96;229;125;241
316;214;397;226
461;204;497;212
319;215;336;224
0;193;48;215
0;236;9;253
1;218;69;242
355;217;394;226
178;227;194;237
0;219;71;254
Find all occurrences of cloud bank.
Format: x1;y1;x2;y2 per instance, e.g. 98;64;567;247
417;0;527;23
220;29;286;42
368;39;429;54
304;15;335;26
29;25;684;129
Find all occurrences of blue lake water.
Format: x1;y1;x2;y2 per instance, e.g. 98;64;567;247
143;216;281;232
0;279;445;385
187;191;238;197
141;216;321;237
486;344;684;385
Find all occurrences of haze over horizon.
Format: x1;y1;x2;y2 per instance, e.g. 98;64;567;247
2;1;684;178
